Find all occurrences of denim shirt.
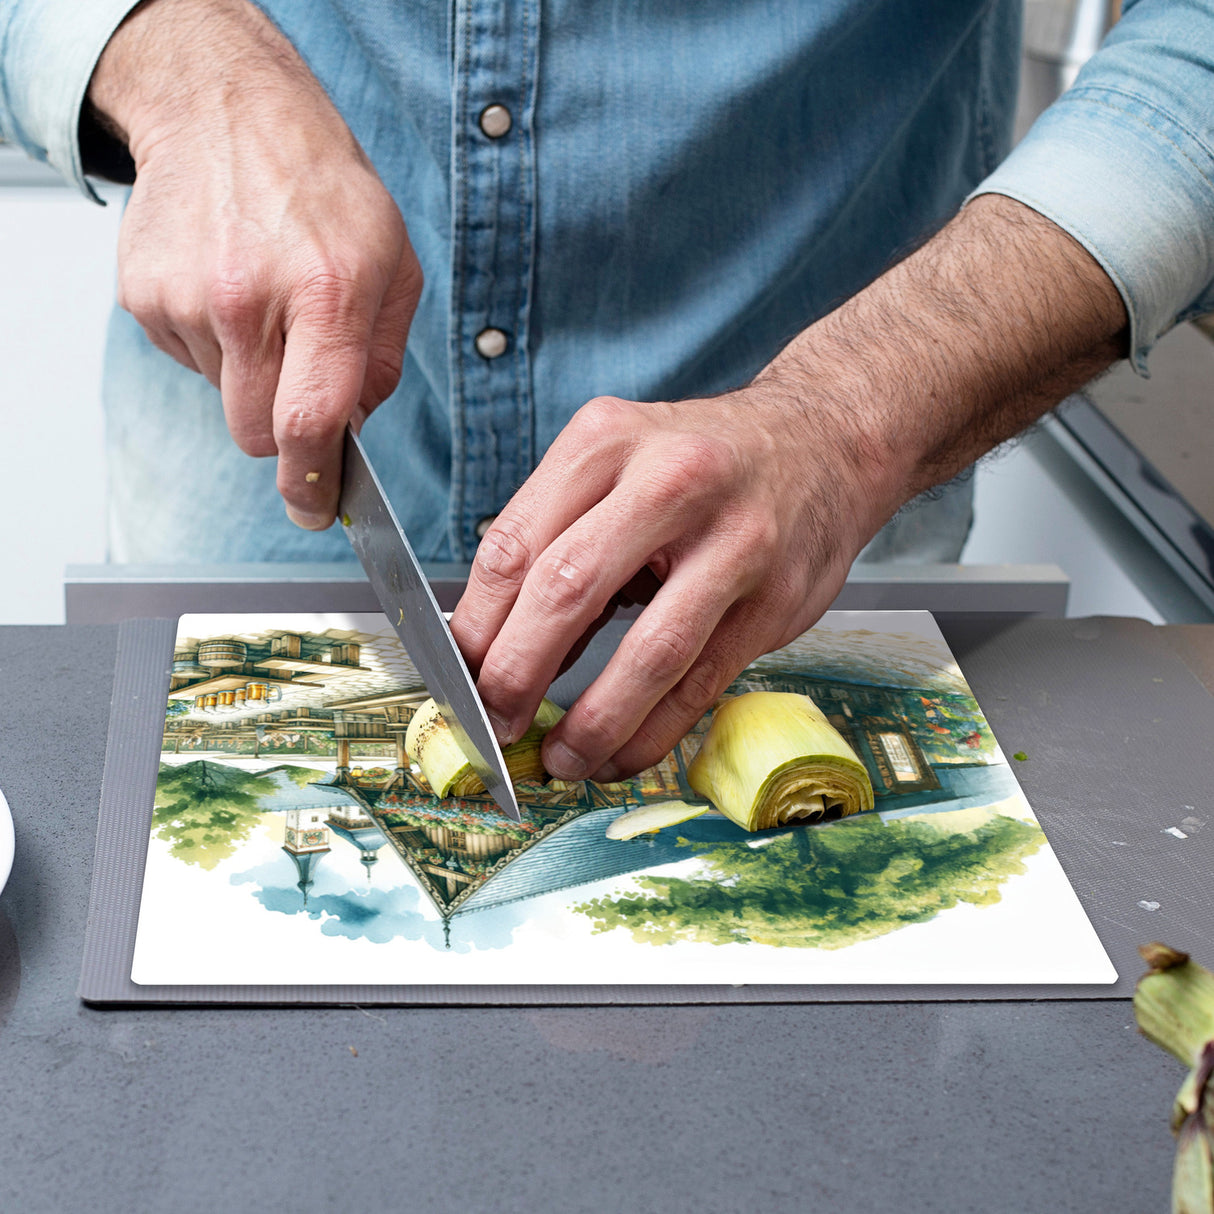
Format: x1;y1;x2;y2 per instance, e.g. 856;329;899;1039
2;0;1212;563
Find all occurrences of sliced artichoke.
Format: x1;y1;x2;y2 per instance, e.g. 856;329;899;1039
405;696;564;797
687;691;874;831
605;800;711;840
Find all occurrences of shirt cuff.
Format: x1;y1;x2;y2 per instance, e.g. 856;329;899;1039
968;85;1214;375
1;0;144;201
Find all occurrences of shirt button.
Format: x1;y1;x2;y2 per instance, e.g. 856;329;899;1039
479;104;513;139
475;327;508;359
474;514;498;539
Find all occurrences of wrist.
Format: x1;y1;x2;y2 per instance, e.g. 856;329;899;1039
752;314;916;555
88;0;317;164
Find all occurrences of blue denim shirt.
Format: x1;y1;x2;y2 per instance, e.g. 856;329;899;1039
2;0;1212;563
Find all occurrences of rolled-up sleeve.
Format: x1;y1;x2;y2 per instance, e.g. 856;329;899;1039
970;0;1214;373
0;0;142;200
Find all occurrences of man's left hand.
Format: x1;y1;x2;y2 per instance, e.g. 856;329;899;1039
449;381;894;782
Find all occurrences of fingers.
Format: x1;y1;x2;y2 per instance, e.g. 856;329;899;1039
583;600;785;782
141;324;202;376
271;278;377;529
463;379;862;786
460;498;656;744
457;406;771;764
456;405;735;748
584;540;849;781
213;274;284;457
538;550;737;781
266;247;421;521
487;516;673;729
450;397;637;674
360;241;423;410
547;567;663;685
121;245;421;529
554;555;840;784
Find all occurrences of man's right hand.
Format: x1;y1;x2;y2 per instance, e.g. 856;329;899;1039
88;0;422;529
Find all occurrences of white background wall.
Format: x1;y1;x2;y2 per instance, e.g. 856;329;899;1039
0;185;122;623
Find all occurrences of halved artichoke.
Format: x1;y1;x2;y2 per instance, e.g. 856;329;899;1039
686;691;874;830
405;696;564;797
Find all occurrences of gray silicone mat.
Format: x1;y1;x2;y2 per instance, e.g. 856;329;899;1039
79;614;1214;1005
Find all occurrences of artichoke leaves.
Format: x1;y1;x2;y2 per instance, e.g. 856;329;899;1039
405;696;564;797
687;691;874;831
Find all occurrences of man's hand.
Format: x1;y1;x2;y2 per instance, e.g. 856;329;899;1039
451;195;1129;782
452;384;892;783
88;0;422;528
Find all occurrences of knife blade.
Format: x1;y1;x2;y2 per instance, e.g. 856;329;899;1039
338;426;521;821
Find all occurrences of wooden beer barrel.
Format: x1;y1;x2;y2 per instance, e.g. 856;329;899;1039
197;639;247;668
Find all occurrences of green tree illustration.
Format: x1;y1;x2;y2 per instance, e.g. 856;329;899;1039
576;812;1045;950
153;761;277;870
272;765;328;788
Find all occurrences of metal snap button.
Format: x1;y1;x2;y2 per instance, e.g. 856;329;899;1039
479;104;513;139
475;328;508;359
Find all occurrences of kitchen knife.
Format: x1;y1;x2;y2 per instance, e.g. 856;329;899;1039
338;426;521;821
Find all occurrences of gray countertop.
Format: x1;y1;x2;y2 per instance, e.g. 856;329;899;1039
1;616;1210;1213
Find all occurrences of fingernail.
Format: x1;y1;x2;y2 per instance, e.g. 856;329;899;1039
286;506;332;531
545;740;588;780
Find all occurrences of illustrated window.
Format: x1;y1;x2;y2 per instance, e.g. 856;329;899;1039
877;731;919;781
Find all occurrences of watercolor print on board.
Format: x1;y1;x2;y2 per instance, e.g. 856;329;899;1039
130;611;1115;986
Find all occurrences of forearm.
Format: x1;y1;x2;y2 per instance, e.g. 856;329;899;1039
758;193;1130;530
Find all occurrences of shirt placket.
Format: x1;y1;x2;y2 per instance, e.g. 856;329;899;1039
448;0;540;560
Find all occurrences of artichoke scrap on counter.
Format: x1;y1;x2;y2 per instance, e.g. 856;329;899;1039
1135;944;1214;1214
607;690;875;840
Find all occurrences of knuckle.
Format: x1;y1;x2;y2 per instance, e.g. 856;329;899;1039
363;348;405;405
116;273;160;325
114;274;134;317
628;619;698;683
730;508;782;560
663;434;733;490
120;272;205;336
206;272;264;334
399;256;424;303
568;697;630;755
635;436;736;520
473;519;534;589
476;652;533;704
294;259;366;314
669;660;729;722
569;395;637;444
528;548;599;616
369;186;406;239
274;400;345;449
